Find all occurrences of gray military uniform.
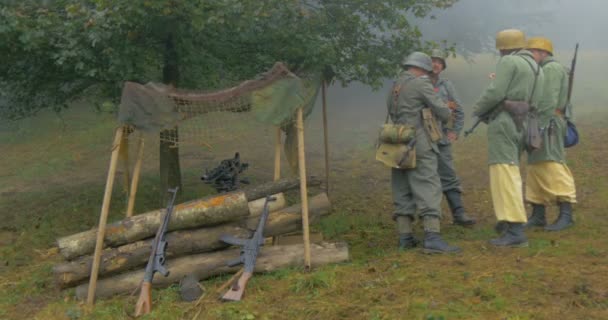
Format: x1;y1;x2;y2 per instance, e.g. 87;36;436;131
387;70;451;220
434;78;465;192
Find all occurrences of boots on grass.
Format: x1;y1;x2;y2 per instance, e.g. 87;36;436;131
398;233;419;250
489;222;528;247
545;202;574;231
525;204;546;228
423;232;462;254
445;190;476;226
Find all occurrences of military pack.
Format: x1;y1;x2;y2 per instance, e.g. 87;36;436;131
421;108;442;142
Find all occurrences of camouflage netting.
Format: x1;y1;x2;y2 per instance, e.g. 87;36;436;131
117;62;321;176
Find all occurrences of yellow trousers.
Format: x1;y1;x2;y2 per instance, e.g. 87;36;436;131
526;161;577;204
489;164;527;223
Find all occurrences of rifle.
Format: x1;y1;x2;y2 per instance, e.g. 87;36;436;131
219;195;277;301
567;43;579;103
464;117;484;137
202;152;249;193
134;187;179;317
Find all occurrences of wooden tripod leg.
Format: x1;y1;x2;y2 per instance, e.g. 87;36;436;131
272;127;282;245
296;108;311;270
321;80;330;196
119;127;131;197
126;134;144;217
86;127;124;307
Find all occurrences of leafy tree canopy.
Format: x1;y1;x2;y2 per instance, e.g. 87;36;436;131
0;0;456;120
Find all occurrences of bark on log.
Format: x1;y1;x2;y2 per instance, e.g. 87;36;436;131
75;241;349;300
57;177;313;260
54;193;329;288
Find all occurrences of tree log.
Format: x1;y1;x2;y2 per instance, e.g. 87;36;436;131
57;177;315;260
75;241;349;300
54;193;330;288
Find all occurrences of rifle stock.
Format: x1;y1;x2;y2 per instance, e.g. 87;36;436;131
221;271;252;301
134;282;152;316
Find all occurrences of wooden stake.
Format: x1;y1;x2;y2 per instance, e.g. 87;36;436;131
321;80;330;196
119;127;131;197
272;127;282;245
274;127;282;181
86;127;124;307
296;108;311;270
126;134;144;217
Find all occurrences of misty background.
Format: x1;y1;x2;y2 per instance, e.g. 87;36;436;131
315;0;607;141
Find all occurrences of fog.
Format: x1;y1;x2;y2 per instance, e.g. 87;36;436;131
318;0;608;127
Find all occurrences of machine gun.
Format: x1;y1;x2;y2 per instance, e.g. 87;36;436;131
134;187;179;317
219;195;277;301
201;152;249;193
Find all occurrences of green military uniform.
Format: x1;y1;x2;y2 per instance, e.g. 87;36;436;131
388;70;451;220
524;37;577;231
434;78;465;191
528;56;568;164
473;50;544;165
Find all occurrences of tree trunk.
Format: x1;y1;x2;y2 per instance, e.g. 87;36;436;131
56;178;319;260
74;241;349;300
159;32;182;204
53;193;329;288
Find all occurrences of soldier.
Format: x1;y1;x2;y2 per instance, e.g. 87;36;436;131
429;49;476;226
525;37;577;231
388;51;461;253
472;29;544;247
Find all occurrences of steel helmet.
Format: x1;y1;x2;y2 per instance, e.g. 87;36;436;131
527;37;554;55
401;51;432;72
430;49;447;69
496;29;526;50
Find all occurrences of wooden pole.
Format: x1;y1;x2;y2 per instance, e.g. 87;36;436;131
272;127;282;245
119;127;131;197
296;108;311;270
86;127;124;307
126;134;145;217
274;127;282;181
321;80;330;196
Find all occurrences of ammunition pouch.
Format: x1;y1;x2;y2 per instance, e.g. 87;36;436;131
375;141;416;169
376;124;416;169
503;100;529;131
421;108;442;142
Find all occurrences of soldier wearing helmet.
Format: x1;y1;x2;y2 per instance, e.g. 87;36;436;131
429;49;476;227
472;29;544;247
524;37;577;231
386;51;460;253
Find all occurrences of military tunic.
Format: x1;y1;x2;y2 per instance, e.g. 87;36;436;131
473;49;544;223
528;56;568;164
387;70;451;219
474;50;544;165
434;78;465;192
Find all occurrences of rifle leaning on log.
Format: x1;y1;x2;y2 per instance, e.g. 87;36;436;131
219;195;277;301
134;187;179;317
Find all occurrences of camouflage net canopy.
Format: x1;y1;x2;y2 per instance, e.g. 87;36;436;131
117;62;321;178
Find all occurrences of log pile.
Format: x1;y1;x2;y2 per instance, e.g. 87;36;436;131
52;178;349;299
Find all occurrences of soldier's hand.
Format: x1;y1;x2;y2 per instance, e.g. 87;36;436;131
447;101;457;110
488;72;496;80
447;131;458;142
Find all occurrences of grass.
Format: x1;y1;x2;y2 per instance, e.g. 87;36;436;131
2;54;608;319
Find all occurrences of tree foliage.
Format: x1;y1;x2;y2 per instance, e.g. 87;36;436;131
0;0;456;120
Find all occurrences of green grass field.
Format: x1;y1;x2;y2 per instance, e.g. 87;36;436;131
1;53;607;320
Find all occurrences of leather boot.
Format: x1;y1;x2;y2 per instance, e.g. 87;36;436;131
423;232;461;254
489;222;528;247
398;233;419;250
525;204;547;228
444;190;476;226
545;202;574;231
494;221;509;235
